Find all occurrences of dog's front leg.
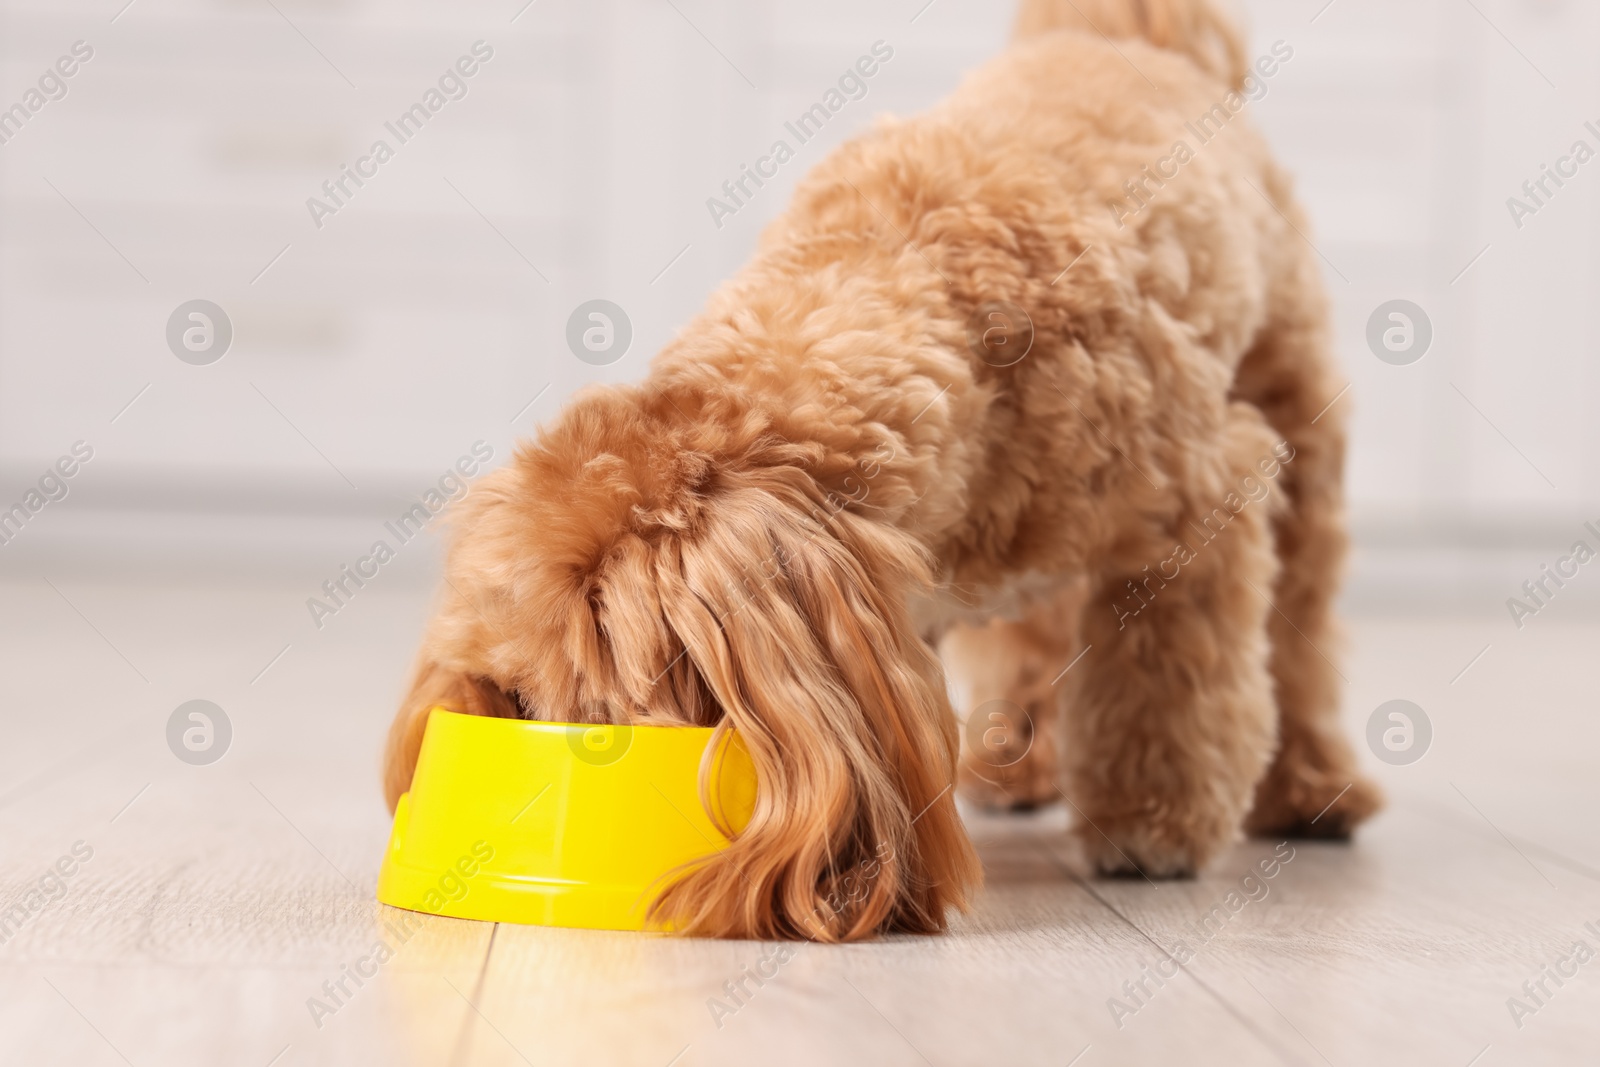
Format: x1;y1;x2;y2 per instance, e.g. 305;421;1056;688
1059;419;1280;877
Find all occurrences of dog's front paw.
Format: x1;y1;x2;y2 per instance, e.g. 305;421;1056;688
1068;817;1229;880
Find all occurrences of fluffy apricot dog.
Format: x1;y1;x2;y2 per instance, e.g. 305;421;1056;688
384;0;1381;941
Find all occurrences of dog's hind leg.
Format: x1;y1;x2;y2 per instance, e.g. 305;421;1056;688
1061;407;1281;877
942;580;1087;811
1231;238;1383;840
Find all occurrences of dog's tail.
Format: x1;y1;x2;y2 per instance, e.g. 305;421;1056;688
1012;0;1248;90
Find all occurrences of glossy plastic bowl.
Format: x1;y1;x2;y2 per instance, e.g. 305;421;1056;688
377;708;757;931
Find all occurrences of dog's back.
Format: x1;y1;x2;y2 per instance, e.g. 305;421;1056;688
745;0;1308;571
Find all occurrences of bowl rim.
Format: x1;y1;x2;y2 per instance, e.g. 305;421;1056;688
423;707;725;735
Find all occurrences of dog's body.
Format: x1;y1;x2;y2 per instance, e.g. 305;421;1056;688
384;0;1380;940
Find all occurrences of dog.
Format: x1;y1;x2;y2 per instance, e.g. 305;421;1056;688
383;0;1382;941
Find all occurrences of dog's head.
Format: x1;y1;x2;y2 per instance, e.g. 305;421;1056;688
385;383;979;939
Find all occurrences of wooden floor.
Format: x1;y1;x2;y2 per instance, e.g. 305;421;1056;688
1;574;1596;1067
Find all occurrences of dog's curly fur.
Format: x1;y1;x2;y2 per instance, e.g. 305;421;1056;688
383;0;1381;940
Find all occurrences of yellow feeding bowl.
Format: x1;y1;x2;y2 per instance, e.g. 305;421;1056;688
377;708;757;931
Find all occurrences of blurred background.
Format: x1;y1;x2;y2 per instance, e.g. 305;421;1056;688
3;0;1598;612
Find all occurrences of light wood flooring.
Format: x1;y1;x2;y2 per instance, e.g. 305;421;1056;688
1;575;1596;1066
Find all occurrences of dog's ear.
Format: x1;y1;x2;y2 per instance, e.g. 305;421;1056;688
382;660;518;813
646;471;981;940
